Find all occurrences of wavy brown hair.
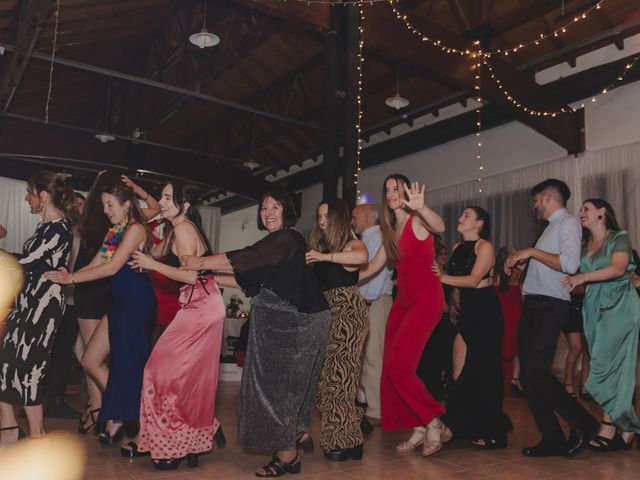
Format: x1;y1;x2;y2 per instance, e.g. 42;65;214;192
581;198;621;247
27;171;79;224
101;182;152;253
380;173;411;261
308;198;353;253
80;172;120;252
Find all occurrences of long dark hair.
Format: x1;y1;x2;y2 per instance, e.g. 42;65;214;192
380;173;411;261
27;171;79;224
164;181;212;253
308;198;353;253
101;182;152;253
581;198;621;247
80;172;120;252
465;205;491;240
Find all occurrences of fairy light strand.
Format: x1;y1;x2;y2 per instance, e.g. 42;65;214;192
355;3;365;201
475;44;484;193
484;53;640;117
388;0;607;58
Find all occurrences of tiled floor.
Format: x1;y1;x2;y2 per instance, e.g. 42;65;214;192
9;383;640;479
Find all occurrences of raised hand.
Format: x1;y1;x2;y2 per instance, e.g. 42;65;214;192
121;175;142;195
400;182;426;212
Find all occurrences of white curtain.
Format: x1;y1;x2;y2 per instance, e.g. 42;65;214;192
0;177;40;253
0;176;221;255
198;206;221;253
425;140;640;252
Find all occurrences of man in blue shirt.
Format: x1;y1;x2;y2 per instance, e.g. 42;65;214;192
352;204;393;427
506;179;596;458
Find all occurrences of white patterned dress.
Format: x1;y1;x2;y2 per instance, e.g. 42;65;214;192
0;219;72;405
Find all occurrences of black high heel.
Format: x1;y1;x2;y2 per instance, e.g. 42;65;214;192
588;420;617;452
472;435;508;450
152;453;198;470
214;425;226;448
120;441;150;458
295;432;314;453
255;454;301;477
78;408;101;434
99;424;125;445
564;383;577;400
612;432;636;451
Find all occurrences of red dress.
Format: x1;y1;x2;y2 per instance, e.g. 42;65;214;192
494;285;522;388
148;221;181;327
381;220;445;431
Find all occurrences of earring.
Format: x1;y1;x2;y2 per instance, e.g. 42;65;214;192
597;215;603;220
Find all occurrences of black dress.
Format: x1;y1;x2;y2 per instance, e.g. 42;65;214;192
442;240;510;443
227;228;331;450
0;219;72;405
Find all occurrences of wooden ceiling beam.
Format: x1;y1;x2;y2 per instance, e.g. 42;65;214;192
363;3;584;154
0;0;54;114
0;116;274;200
231;0;331;31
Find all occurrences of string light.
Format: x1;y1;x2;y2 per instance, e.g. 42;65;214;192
484;53;640;117
355;3;365;201
262;0;390;5
388;0;608;58
475;44;484;194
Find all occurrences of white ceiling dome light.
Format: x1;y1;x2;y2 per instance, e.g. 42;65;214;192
385;65;410;110
189;1;220;49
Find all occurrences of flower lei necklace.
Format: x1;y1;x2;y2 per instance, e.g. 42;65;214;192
99;220;127;263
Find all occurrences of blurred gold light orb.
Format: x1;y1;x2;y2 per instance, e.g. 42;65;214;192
0;250;24;324
0;431;86;480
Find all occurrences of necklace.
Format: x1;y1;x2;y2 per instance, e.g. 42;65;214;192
99;221;127;263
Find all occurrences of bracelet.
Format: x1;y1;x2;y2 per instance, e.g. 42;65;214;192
199;258;204;270
330;253;334;263
71;273;75;285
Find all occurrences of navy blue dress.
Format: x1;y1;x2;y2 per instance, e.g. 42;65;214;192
99;264;156;422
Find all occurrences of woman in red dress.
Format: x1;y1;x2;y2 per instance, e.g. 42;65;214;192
493;247;524;394
360;174;450;457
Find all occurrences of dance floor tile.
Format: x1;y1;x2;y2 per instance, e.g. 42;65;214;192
11;383;639;479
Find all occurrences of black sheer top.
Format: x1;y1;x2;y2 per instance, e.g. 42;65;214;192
226;228;328;314
312;262;359;292
447;240;491;279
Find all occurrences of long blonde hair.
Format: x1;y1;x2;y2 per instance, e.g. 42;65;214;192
308;198;353;253
380;173;411;262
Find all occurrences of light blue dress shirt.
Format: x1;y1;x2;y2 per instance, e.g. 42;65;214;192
522;208;581;302
358;225;393;302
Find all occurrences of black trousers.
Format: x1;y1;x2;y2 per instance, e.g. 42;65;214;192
45;304;79;400
518;295;593;444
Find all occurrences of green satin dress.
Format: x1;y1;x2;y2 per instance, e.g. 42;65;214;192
582;230;640;432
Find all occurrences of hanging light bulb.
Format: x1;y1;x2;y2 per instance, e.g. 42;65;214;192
385;64;410;110
189;0;220;49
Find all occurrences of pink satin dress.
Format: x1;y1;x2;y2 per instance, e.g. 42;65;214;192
137;274;225;459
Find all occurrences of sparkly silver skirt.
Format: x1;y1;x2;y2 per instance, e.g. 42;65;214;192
237;288;331;450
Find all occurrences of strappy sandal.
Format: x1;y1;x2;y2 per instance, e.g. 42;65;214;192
472;435;507;450
78;407;101;434
295;432;314;453
564;383;577;399
422;418;452;457
121;441;150;457
255;454;301;477
579;384;593;401
588;420;617;452
613;432;636;451
395;427;425;452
